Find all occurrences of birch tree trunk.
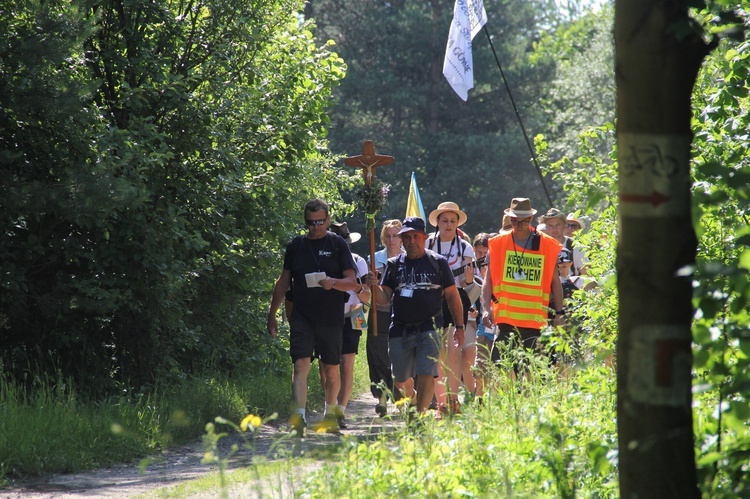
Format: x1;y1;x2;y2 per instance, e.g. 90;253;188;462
615;0;711;496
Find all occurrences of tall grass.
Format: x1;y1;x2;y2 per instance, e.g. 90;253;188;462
0;350;371;483
301;352;619;498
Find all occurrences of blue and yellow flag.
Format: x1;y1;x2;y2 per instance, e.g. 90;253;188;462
405;172;426;221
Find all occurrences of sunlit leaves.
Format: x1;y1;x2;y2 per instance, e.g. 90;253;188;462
1;0;348;394
691;15;750;494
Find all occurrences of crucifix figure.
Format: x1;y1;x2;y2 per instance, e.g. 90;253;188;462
344;141;394;336
344;141;394;183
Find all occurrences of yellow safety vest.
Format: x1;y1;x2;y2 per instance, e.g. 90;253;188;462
488;231;562;329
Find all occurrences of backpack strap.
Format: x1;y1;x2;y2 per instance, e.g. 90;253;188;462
285;235;305;297
424;250;442;282
565;237;578;275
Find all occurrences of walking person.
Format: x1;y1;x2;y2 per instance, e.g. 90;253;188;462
469;232;495;402
267;199;358;434
366;217;464;413
564;213;584;238
367;219;404;416
565;213;589;274
481;198;565;372
427;202;477;415
541;207;587;276
321;221;371;428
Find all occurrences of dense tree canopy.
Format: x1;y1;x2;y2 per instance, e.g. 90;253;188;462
311;0;572;237
0;0;348;393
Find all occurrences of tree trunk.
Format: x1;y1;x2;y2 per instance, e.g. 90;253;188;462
615;1;711;497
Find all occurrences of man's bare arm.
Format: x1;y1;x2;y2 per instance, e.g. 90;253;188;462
366;271;393;306
267;269;291;337
481;268;494;328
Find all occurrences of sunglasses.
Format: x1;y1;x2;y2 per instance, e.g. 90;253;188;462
305;218;327;226
566;223;580;230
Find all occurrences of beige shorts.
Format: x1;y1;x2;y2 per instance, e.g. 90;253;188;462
462;321;478;351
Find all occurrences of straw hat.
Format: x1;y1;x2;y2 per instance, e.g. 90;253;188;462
566;213;585;230
501;214;512;231
428;201;468;227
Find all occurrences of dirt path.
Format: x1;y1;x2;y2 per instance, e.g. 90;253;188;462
3;393;403;498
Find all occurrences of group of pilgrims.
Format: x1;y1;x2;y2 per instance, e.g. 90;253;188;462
268;197;597;434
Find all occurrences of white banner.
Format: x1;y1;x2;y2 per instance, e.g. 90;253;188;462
442;0;487;101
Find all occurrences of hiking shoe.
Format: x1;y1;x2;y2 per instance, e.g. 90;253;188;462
336;413;347;429
375;404;387;417
289;414;307;437
313;414;340;433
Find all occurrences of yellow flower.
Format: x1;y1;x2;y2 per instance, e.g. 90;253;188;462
240;414;262;431
395;398;411;408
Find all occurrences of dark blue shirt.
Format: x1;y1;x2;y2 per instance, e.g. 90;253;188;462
381;251;455;337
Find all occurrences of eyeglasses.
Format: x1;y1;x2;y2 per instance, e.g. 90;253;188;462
510;218;532;227
566;223;580;230
305;218;327;226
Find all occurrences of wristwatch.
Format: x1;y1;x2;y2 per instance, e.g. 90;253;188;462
455;324;465;330
555;308;567;317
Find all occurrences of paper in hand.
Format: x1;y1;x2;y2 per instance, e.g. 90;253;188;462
305;272;326;288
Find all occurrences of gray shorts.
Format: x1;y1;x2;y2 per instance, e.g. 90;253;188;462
388;329;440;382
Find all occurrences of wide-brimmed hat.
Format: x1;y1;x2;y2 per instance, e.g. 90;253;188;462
330;222;361;244
558;247;573;264
429;201;468;227
501;214;512;231
503;198;537;218
542;207;566;221
398;217;427;235
566;213;585;230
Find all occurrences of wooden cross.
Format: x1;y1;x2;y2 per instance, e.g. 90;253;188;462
344;141;394;184
344;141;394;336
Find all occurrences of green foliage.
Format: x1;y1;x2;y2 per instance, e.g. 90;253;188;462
539;13;748;493
302;359;618;497
531;5;616;163
312;0;573;237
689;22;750;496
0;340;373;481
0;0;348;394
537;121;619;360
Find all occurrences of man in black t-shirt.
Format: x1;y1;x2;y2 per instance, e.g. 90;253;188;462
267;199;357;434
366;217;464;414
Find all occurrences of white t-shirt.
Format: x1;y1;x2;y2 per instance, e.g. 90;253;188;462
344;253;369;314
427;234;475;286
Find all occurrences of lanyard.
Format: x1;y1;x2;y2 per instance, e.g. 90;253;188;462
435;235;457;261
511;234;531;280
306;234;328;271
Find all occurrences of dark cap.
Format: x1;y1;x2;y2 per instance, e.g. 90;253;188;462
397;217;427;235
330;221;361;244
558;247;573;264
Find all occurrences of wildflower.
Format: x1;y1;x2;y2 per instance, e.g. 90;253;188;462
240;414;262;432
395;398;411;408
